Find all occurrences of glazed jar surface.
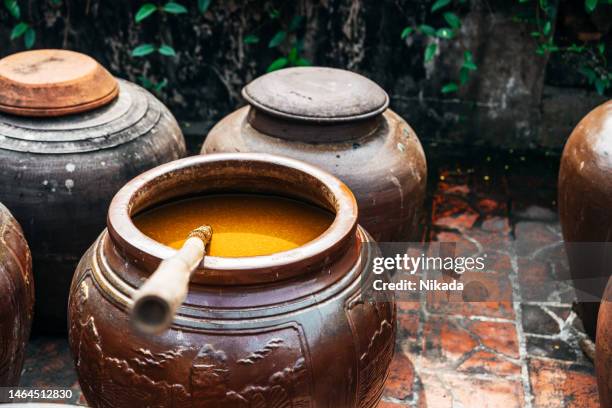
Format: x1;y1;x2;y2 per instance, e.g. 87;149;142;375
202;67;427;243
596;277;612;408
558;100;612;339
68;153;396;408
0;50;186;333
0;203;34;392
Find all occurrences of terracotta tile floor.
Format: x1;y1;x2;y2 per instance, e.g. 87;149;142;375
19;149;600;407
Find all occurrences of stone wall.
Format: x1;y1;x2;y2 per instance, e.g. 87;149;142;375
0;0;609;152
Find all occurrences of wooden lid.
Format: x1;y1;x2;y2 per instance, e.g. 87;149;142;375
242;67;389;123
0;49;119;117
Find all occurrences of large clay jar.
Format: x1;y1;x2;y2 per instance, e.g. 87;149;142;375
0;203;33;391
202;67;427;242
68;153;396;408
559;100;612;339
0;49;186;333
596;276;612;408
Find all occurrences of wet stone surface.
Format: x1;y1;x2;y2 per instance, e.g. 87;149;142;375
20;148;599;407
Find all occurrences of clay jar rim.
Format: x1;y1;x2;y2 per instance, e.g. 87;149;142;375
107;153;359;285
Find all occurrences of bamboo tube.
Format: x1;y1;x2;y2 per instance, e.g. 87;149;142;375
131;225;212;334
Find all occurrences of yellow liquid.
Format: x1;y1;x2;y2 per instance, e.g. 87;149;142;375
133;194;334;257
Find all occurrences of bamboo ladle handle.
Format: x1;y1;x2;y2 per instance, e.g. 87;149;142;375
131;225;212;335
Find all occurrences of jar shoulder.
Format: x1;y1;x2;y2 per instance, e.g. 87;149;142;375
203;107;426;189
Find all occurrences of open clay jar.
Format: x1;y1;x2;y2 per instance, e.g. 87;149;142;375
68;153;396;407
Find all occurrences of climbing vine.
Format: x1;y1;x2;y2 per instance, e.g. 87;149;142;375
3;0;52;49
131;1;206;93
515;0;611;95
400;0;477;94
1;1;609;97
241;6;310;72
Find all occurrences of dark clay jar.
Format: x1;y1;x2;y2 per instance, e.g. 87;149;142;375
0;203;33;392
597;277;612;408
558;100;612;339
68;153;396;408
202;67;427;242
0;50;186;333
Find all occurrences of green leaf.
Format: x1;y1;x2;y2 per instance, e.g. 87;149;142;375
594;78;605;95
598;42;606;55
131;43;156;57
419;24;436;36
578;66;597;83
269;8;280;19
10;22;28;40
163;2;187;14
585;0;598;13
288;46;298;63
139;76;153;89
441;82;459;93
424;43;437;62
462;50;477;70
431;0;451;13
154;78;168;92
567;43;584;52
158;44;176;57
243;34;259;44
295;57;311;66
530;31;541;37
24;27;35;49
268;30;286;48
289;15;303;31
267;57;288;72
135;3;156;23
401;27;413;39
4;0;19;19
543;21;552;36
443;12;461;29
436;27;454;39
198;0;211;13
463;60;477;70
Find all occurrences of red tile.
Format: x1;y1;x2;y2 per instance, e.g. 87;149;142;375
432;195;479;231
457;350;521;377
420;317;478;366
383;352;416;400
377;401;408;408
419;371;524;408
467;320;519;359
426;270;515;319
515;221;561;257
529;358;599;408
397;312;419;341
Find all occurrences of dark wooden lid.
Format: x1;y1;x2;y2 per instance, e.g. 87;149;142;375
0;49;118;117
242;67;389;123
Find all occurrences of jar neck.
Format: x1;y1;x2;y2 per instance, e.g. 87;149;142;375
106;153;360;285
247;107;383;143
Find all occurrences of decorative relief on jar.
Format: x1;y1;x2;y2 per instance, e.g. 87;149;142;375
71;295;314;408
189;324;313;407
345;295;396;408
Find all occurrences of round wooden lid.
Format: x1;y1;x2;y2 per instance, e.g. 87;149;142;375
242;67;389;123
0;49;119;117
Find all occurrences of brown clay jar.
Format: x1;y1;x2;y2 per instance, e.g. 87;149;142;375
201;67;427;242
0;49;186;333
597;276;612;408
558;100;612;339
0;203;34;392
68;153;396;408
